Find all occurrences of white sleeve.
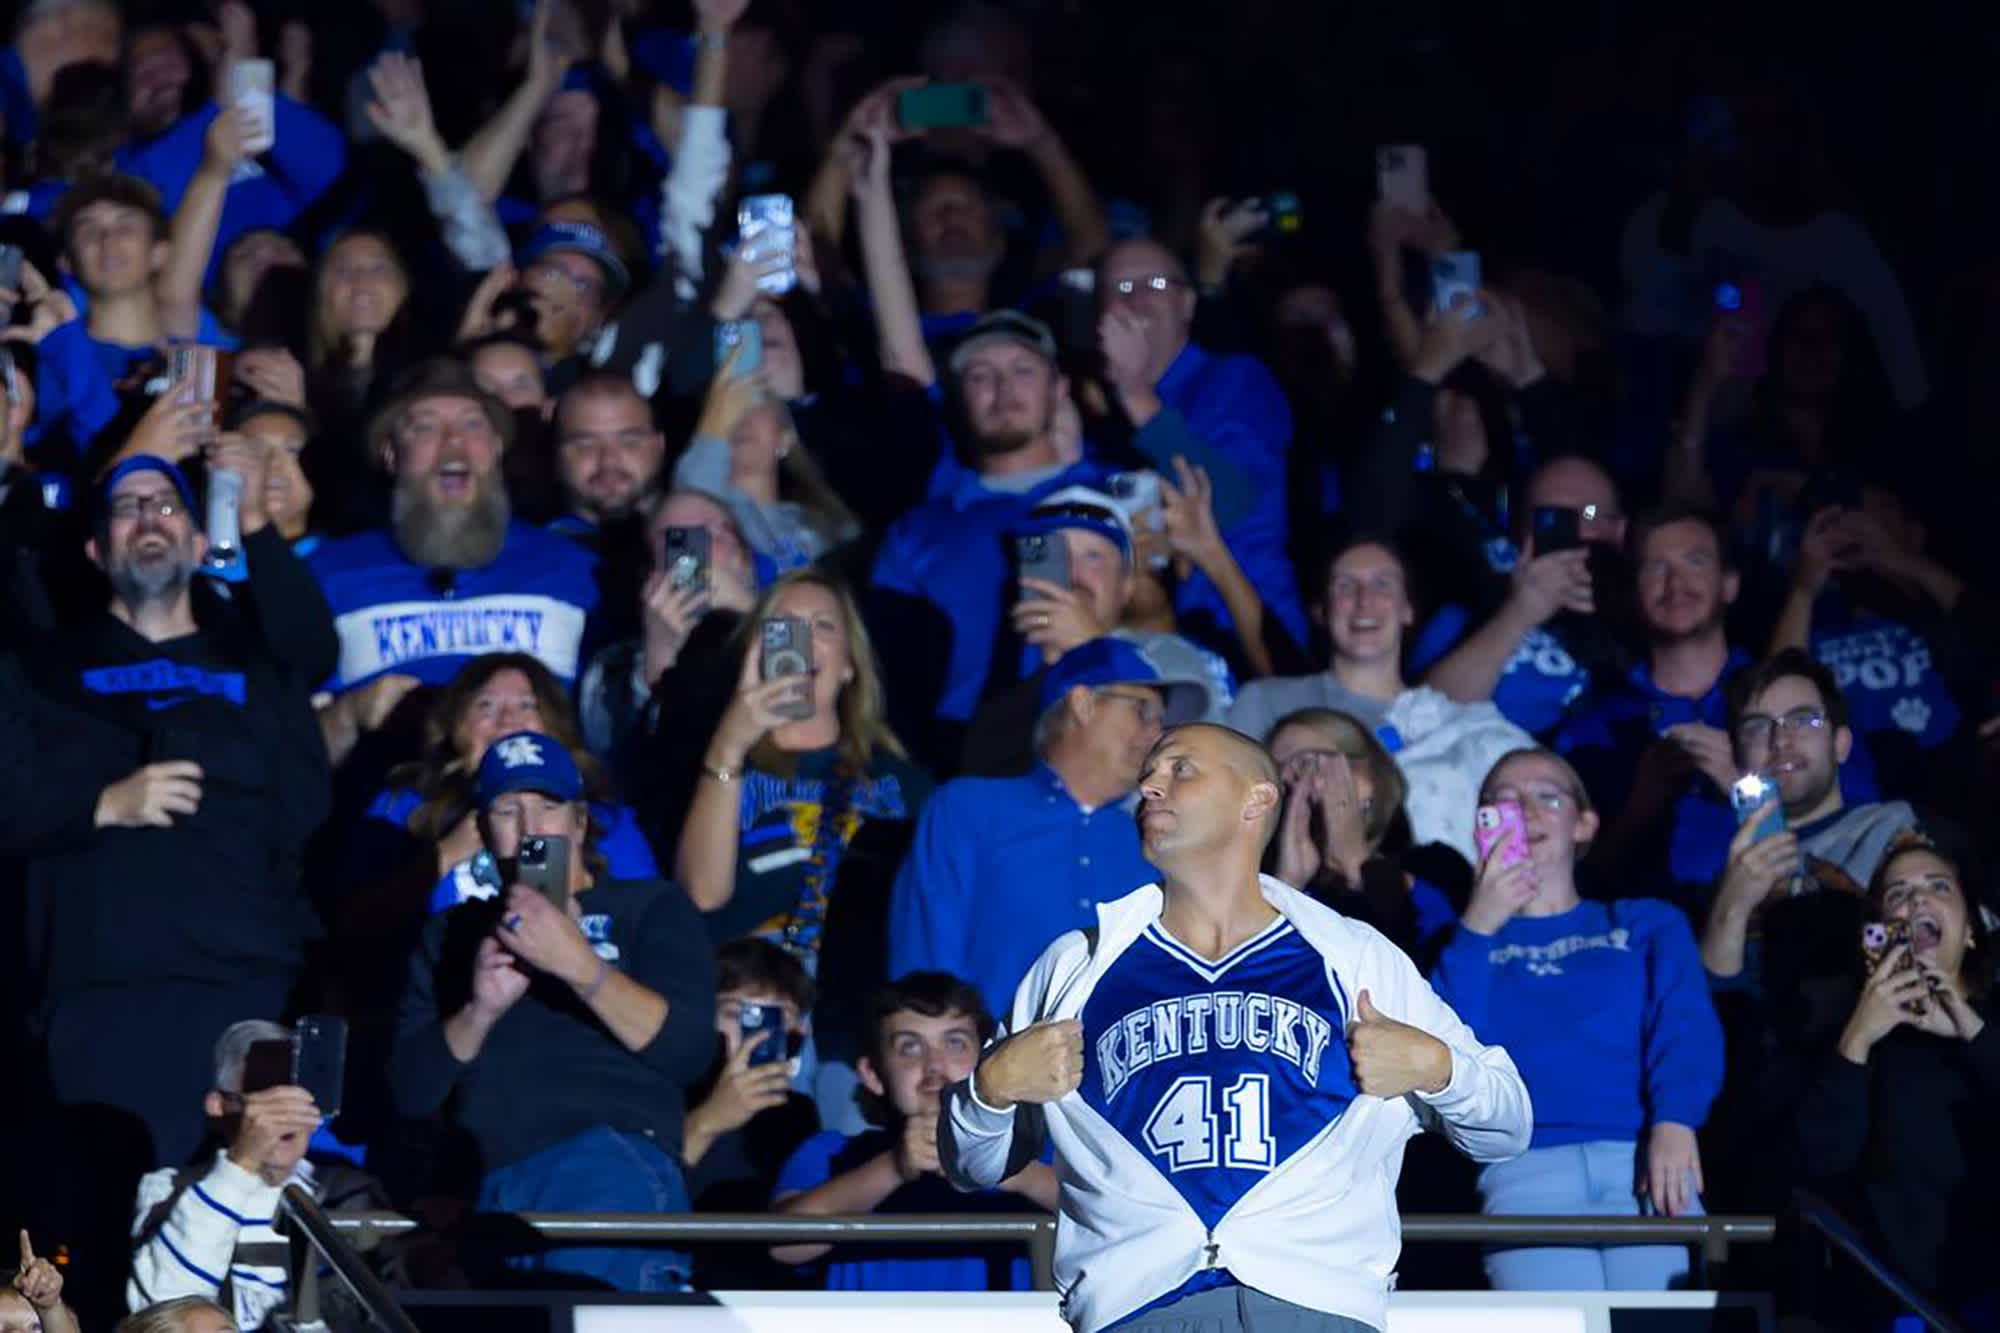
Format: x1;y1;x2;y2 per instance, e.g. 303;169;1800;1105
940;930;1083;1190
419;159;512;273
127;1159;279;1311
1362;932;1533;1163
661;105;732;295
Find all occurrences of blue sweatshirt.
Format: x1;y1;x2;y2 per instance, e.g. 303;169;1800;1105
1429;899;1723;1148
1151;342;1305;647
120;97;347;285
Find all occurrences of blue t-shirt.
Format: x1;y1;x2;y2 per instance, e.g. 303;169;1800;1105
773;1128;1036;1292
1429;901;1723;1149
1410;603;1593;738
1081;917;1354;1325
307;521;599;690
1811;593;1960;756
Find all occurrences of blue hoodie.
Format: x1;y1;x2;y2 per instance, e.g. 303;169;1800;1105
1430;899;1723;1148
120;96;347;284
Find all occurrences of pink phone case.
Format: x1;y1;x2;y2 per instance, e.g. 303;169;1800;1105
1474;802;1529;867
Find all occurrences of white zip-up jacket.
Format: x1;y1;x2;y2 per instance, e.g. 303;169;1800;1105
128;1152;317;1330
940;875;1531;1333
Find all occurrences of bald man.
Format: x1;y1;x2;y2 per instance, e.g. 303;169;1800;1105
941;724;1530;1333
1096;239;1306;648
1424;456;1631;735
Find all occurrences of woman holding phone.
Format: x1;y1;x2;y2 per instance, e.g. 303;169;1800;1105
674;569;931;1129
1797;831;2000;1323
1429;747;1724;1290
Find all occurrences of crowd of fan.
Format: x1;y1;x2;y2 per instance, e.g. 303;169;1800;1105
0;0;1995;1330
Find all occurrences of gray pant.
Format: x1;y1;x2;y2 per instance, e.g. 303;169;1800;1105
1113;1284;1380;1333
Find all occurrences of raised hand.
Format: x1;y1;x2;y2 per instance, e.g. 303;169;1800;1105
895;1110;943;1180
1011;578;1109;661
1507;539;1594;625
1461;837;1537;936
14;1231;62;1311
226;1085;321;1183
496;883;595;986
975;1020;1084;1109
1196;196;1268;289
975;75;1050;150
365;52;449;173
469;933;531;1019
1838;944;1929;1063
1346;990;1451;1098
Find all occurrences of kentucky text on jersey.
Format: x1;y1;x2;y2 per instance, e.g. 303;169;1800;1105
82;659;247;706
1487;925;1631;976
1096;991;1337;1106
334;595;586;683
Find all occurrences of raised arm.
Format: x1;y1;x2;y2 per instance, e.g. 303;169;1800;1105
804;77;924;257
977;76;1107;270
1159;458;1273;677
851;125;935;387
1425;541;1592;702
365;54;511;273
158;109;250;340
458;0;572;202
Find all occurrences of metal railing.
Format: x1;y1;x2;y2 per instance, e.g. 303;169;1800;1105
1794;1191;1964;1333
278;1187;419;1333
323;1209;1776;1294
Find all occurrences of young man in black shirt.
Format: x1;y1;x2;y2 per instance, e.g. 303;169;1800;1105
390;729;715;1291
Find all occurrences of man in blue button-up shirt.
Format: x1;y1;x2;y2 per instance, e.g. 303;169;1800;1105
887;639;1207;1020
1097;237;1305;648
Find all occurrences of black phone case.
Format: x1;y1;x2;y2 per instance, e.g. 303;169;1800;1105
291;1015;347;1118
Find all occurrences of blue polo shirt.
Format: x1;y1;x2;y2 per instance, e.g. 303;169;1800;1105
307;520;599;691
886;763;1155;1020
1555;650;1880;901
869;461;1109;725
1152;343;1304;647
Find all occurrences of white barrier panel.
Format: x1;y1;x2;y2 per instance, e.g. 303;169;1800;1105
574;1290;1766;1333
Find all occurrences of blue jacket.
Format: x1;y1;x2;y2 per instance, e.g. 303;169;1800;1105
307;520;599;691
120;97;347;285
885;762;1155;1021
1151;342;1304;646
869;461;1110;725
1430;899;1723;1148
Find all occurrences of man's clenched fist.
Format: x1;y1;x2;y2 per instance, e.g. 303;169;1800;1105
974;1020;1084;1110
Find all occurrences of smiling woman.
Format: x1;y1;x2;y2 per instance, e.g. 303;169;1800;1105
1799;830;2000;1322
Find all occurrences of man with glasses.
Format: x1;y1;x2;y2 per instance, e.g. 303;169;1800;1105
1096;237;1304;648
888;639;1209;1020
1702;648;1918;984
29;453;336;1170
512;221;629;379
308;360;599;761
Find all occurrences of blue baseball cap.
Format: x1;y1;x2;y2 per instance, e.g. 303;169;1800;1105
476;730;584;808
521;221;630;300
1021;485;1133;564
99;454;196;517
1037;638;1210;725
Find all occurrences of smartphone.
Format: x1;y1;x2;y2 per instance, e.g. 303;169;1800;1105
230;58;277;154
1376;144;1430;211
1254;190;1305;243
759;616;814;721
1860;919;1913;972
736;194;796;296
661;526;710;593
714;318;763;376
738;1001;787;1067
1713;278;1767;379
1430;251;1483;318
1014;531;1071;599
204;468;243;572
896;82;989;132
1057;267;1097;354
291;1015;347;1119
517;833;572;913
1107;470;1169;572
1730;774;1785;845
1473;801;1529;868
1531;505;1583;554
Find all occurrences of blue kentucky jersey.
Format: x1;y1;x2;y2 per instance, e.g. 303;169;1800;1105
1080;919;1356;1231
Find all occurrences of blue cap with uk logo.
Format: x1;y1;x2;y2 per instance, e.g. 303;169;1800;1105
476;730;584;809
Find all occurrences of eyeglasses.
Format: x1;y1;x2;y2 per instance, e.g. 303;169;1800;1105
527;260;605;299
1097;688;1164;727
1110;274;1183;298
1735;707;1828;748
1484;785;1577;813
107;491;183;521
